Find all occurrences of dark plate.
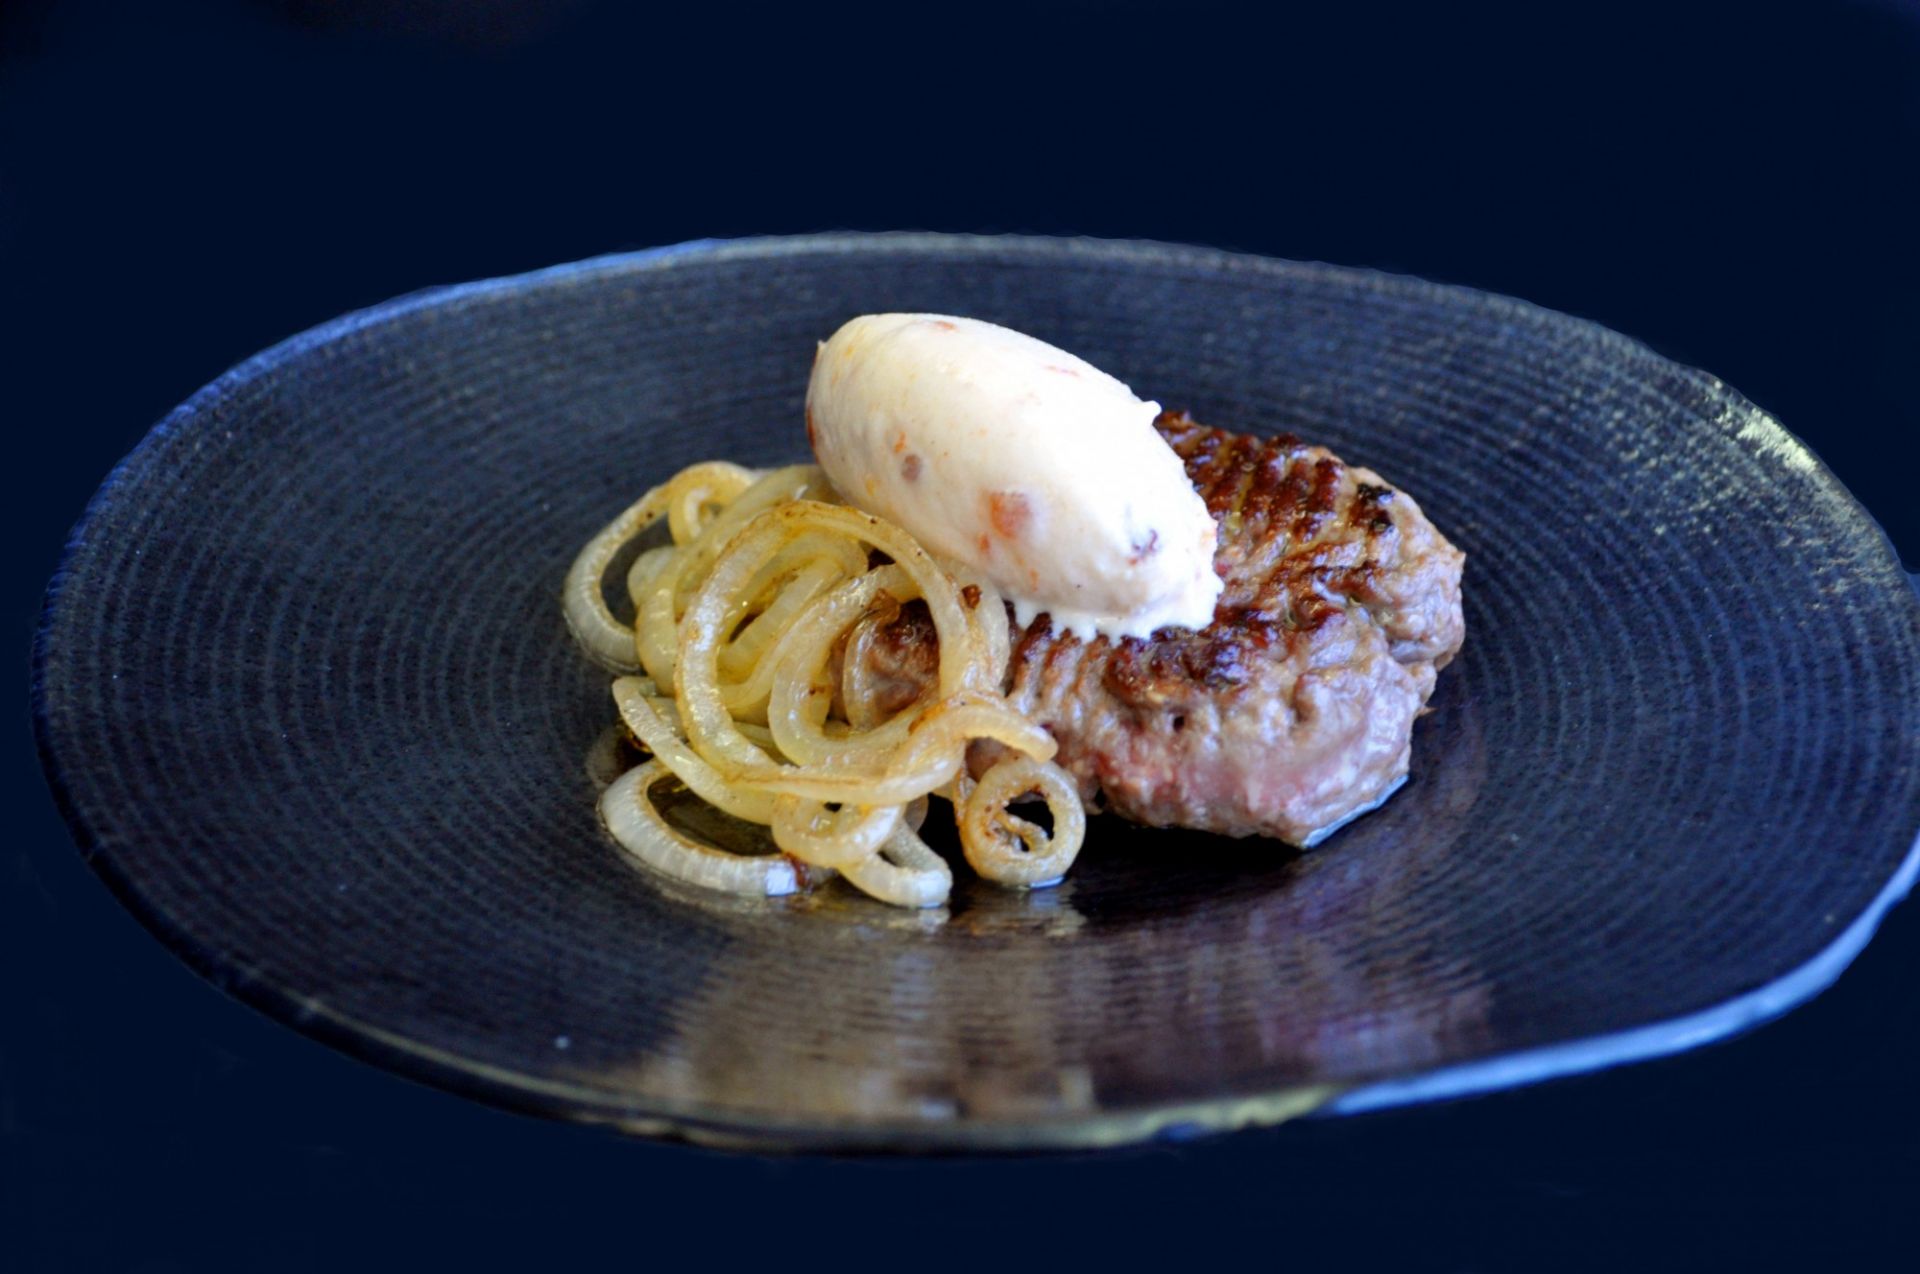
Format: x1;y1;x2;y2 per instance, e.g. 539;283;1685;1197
33;234;1920;1151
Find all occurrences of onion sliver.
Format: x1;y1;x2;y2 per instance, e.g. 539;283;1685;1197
960;755;1086;887
601;761;806;897
838;824;953;909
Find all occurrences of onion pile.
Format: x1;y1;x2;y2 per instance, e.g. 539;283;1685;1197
563;462;1085;908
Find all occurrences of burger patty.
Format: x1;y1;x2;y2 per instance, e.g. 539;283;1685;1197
860;410;1466;844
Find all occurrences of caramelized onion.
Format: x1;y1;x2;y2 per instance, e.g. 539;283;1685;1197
564;461;1087;908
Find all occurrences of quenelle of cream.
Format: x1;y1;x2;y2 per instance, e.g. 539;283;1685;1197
805;314;1222;640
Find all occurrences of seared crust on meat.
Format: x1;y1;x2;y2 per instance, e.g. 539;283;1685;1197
862;411;1465;843
1152;412;1464;671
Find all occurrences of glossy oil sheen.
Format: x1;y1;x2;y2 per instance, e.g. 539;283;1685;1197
33;235;1920;1151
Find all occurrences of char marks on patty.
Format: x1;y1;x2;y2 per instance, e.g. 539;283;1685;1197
858;411;1465;843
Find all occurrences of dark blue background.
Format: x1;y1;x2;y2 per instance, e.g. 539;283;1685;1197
5;1;1917;1269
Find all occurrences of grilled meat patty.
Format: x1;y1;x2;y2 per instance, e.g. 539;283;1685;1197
861;411;1466;843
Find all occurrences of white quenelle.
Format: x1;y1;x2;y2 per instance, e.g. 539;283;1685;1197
804;314;1223;640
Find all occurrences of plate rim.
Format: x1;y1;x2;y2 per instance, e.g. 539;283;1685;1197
31;231;1920;1152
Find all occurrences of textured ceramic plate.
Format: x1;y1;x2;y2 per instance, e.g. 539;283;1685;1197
34;234;1920;1151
